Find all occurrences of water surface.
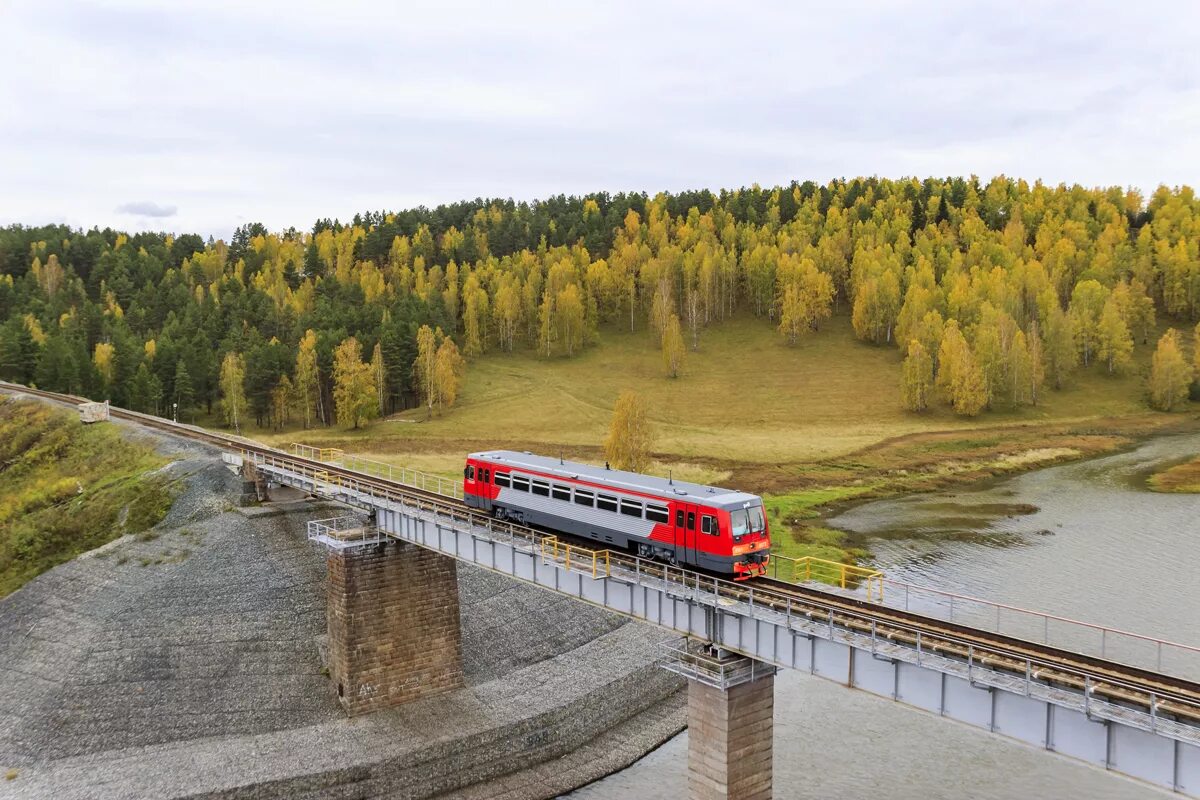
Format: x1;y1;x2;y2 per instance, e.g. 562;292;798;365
566;432;1197;799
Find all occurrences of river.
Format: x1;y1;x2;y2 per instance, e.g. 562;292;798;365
565;432;1198;799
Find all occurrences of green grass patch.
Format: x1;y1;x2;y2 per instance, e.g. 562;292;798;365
0;398;176;596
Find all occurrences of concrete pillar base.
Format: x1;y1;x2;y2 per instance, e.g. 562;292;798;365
326;539;463;715
688;670;774;800
661;640;775;800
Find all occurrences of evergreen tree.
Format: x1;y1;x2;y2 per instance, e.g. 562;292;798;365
173;359;194;420
34;334;79;393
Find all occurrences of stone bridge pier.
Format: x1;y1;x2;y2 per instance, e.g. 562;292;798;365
319;524;464;715
663;640;776;800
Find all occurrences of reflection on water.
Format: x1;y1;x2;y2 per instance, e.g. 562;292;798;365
566;433;1197;800
831;431;1200;645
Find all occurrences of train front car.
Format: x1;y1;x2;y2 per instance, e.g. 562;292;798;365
462;450;770;580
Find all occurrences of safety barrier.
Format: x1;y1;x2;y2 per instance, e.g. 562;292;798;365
290;443;344;463
771;555;884;602
244;448;1200;684
540;535;612;579
289;443;462;500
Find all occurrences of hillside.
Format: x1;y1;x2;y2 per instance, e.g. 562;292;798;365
0;397;174;595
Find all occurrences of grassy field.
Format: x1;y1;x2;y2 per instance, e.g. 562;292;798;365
236;313;1196;564
1148;457;1200;493
0;398;175;596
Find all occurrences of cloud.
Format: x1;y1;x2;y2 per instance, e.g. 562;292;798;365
0;0;1197;240
115;201;178;218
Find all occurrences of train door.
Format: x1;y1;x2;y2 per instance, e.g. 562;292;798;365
673;503;699;565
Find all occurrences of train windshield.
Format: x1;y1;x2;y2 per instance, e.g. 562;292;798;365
729;505;766;536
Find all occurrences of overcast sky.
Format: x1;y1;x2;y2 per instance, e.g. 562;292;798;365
2;0;1198;240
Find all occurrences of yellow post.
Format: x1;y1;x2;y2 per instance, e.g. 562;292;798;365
565;545;571;572
840;564;847;589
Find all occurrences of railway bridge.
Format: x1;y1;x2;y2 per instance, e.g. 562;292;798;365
4;382;1200;799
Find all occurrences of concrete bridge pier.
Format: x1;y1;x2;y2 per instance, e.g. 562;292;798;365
317;522;464;715
663;640;776;800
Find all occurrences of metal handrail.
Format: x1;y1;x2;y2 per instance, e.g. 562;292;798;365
246;447;1200;694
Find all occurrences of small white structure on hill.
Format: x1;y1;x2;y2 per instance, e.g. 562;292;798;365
79;401;110;423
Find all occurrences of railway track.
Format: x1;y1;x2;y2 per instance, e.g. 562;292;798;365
4;381;1199;726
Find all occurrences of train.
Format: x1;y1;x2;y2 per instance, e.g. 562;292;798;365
463;450;770;579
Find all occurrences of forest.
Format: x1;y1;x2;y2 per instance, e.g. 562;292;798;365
0;176;1198;432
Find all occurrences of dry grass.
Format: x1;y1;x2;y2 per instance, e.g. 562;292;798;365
260;313;1174;466
1149;458;1200;493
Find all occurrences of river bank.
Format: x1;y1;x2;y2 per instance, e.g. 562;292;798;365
761;413;1199;565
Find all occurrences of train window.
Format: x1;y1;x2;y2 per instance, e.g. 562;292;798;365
646;504;669;524
495;472;510;488
481;469;490;483
552;484;571;501
686;512;695;530
512;475;530;492
465;465;475;480
574;489;594;507
620;499;642;518
597;494;618;512
748;505;766;533
531;479;550;497
676;510;684;527
701;515;717;535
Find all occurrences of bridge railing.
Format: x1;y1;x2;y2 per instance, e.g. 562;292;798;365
248;448;1200;687
831;576;1200;680
771;555;884;601
288;443;463;500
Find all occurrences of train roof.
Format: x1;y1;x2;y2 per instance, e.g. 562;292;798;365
468;450;762;509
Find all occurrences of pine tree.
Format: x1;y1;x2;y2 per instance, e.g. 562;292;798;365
371;342;386;414
173;359;194;420
662;313;686;378
332;337;378;429
219;352;247;433
1148;329;1192;411
270;375;293;431
603;391;654;472
901;340;932;412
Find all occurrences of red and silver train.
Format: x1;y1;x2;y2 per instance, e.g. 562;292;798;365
463;450;770;579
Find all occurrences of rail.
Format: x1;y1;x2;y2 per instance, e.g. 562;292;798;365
3;382;1198;698
289;443;463;500
810;574;1200;680
276;461;1200;735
